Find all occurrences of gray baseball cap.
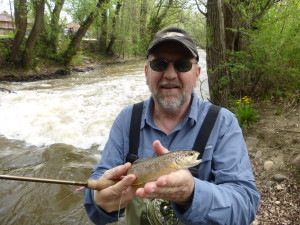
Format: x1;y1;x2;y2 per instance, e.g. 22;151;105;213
147;27;199;61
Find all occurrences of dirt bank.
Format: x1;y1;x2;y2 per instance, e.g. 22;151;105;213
246;100;300;224
0;57;135;82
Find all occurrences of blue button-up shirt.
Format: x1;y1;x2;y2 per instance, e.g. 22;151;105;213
84;94;260;225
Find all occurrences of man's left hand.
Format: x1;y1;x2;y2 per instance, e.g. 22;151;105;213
135;169;194;206
135;140;195;206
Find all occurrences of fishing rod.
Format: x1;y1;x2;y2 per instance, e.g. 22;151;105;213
0;174;117;190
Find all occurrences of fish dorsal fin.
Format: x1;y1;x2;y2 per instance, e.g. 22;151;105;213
133;158;151;164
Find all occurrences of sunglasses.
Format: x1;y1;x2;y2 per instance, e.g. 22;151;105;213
149;58;197;73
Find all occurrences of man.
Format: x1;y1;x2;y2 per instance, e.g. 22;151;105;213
84;27;260;225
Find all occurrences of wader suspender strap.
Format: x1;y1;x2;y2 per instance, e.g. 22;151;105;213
189;104;221;177
126;101;144;163
126;102;221;178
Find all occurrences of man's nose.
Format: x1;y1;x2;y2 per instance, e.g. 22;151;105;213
163;62;178;79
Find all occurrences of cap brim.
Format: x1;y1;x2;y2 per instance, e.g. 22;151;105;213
147;39;198;60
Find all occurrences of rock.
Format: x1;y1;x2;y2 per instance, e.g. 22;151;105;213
246;137;259;152
266;180;276;187
276;184;284;190
264;160;274;170
291;154;300;169
55;69;70;76
0;87;15;93
34;66;41;73
254;151;262;160
273;174;287;182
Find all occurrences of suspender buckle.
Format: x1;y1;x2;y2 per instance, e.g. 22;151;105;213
189;167;199;177
126;154;138;163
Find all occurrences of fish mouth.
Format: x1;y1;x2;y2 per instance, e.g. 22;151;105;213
192;152;202;165
176;151;202;168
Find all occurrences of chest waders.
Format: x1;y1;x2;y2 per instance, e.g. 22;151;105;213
125;102;221;225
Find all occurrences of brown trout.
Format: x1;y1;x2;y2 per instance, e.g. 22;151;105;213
127;150;202;185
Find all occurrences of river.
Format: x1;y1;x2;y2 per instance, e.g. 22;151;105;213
0;50;209;225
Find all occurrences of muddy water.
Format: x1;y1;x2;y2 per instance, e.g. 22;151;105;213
0;50;209;225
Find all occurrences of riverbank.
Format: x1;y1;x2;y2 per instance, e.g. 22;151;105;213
0;56;141;82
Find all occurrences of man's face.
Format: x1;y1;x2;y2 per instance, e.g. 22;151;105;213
145;43;200;110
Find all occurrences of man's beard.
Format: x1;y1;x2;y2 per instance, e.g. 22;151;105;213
148;79;195;110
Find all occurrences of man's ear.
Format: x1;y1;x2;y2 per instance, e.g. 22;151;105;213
145;64;149;85
196;65;201;79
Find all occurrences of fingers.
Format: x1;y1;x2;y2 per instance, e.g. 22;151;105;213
153;140;169;156
112;174;136;194
101;162;137;194
103;162;131;180
135;170;194;203
94;169;137;213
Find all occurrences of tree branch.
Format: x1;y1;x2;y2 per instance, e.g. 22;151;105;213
195;0;207;17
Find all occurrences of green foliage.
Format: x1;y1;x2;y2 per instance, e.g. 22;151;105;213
0;42;10;57
69;50;85;65
230;96;259;129
246;0;300;94
273;108;284;116
3;0;298;83
65;0;98;23
220;0;300;99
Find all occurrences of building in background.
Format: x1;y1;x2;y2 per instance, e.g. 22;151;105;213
0;13;14;35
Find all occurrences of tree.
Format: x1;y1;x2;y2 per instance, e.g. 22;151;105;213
196;0;281;106
9;0;27;63
22;0;45;68
106;0;122;56
62;0;109;65
99;8;108;54
46;0;66;55
147;0;174;42
139;0;147;44
205;0;228;106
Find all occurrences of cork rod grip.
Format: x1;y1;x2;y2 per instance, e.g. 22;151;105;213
86;179;118;190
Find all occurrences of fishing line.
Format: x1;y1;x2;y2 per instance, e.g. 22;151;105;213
51;185;83;213
117;191;126;221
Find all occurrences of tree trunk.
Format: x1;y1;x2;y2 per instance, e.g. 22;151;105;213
22;0;45;69
63;0;108;65
99;9;108;54
9;0;27;63
49;0;65;55
206;0;229;106
203;0;279;104
106;0;122;56
140;0;148;47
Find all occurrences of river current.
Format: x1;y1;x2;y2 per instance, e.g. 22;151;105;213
0;50;209;225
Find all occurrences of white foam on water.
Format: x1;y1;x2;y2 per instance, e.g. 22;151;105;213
0;69;149;149
0;51;209;149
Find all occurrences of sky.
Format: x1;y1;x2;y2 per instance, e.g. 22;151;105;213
0;0;13;14
0;0;73;22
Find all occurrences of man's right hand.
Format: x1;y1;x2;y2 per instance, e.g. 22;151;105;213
93;162;137;213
